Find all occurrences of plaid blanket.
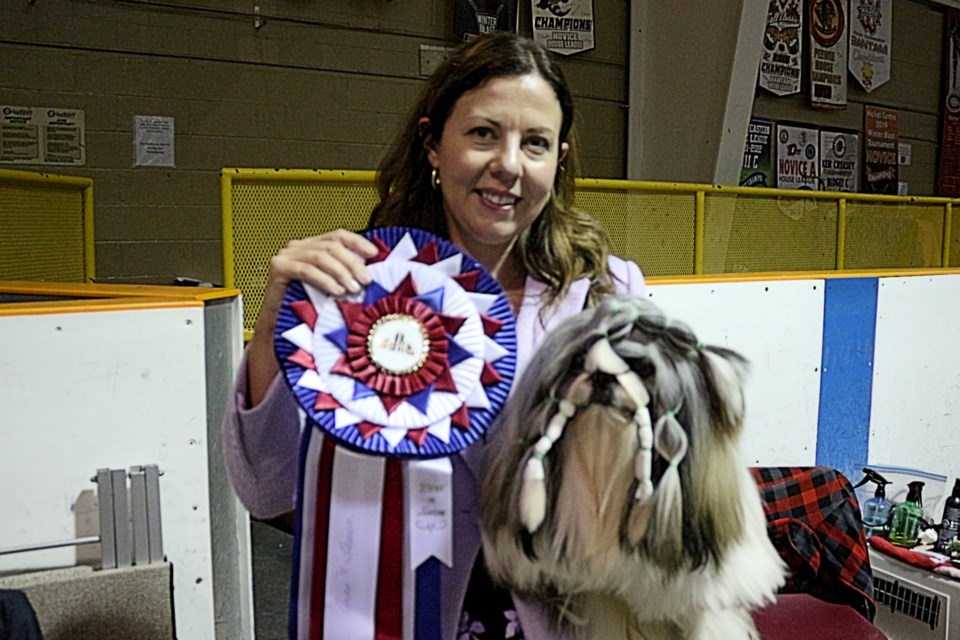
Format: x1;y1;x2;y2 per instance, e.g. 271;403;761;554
751;466;876;621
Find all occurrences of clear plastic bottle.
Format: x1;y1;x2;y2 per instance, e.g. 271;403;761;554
889;481;925;548
935;478;960;553
855;469;893;539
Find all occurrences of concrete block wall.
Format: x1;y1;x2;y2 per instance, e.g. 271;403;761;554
0;0;629;286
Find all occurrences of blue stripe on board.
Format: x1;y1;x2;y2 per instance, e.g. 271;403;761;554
816;278;878;481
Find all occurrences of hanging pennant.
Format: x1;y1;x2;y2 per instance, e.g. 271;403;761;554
453;0;519;41
820;129;859;192
740;117;775;188
864;105;898;194
759;0;803;96
937;9;960;196
809;0;848;108
531;0;595;56
849;0;892;92
776;123;820;190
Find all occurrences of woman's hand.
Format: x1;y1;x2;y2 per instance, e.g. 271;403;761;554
266;230;379;300
247;229;379;406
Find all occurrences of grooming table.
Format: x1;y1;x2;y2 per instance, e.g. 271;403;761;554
753;593;888;639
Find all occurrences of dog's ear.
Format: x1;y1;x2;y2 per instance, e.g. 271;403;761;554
701;347;749;434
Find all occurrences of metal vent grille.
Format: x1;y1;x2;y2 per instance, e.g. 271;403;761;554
0;183;86;281
950;206;960;267
875;574;942;631
229;180;378;334
702;192;838;273
845;201;944;269
575;188;694;277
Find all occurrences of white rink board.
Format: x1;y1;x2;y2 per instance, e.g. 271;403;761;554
0;305;215;639
646;279;824;467
868;274;960;481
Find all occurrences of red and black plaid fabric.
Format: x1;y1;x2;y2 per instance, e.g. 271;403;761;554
751;466;876;621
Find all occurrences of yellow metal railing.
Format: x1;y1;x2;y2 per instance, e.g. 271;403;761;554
0;168;95;282
575;179;959;276
221;168;960;337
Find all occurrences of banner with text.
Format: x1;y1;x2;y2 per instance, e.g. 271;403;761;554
777;123;820;190
810;0;848;108
0;106;85;166
760;0;803;96
864;104;898;194
820;130;859;192
937;9;960;196
849;0;892;92
531;0;595;56
741;118;775;187
454;0;518;41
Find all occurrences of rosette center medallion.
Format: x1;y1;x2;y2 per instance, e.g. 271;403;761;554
368;313;430;375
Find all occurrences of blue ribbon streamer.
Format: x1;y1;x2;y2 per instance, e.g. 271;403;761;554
415;558;442;640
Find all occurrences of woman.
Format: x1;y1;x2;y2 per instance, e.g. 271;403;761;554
222;33;646;639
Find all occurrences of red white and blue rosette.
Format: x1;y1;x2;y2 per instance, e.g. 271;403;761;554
275;226;516;457
274;227;516;640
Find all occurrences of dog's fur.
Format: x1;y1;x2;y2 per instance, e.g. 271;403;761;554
480;295;785;639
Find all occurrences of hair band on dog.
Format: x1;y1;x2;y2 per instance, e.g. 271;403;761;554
520;396;581;533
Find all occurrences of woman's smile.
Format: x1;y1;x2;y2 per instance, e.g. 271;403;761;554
477;188;519;209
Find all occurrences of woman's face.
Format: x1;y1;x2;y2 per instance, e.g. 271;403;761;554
426;73;568;268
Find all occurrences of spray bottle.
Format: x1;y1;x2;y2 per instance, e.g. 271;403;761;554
935;478;960;553
889;481;926;548
854;468;893;539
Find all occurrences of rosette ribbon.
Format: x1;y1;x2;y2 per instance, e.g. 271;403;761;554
274;228;517;639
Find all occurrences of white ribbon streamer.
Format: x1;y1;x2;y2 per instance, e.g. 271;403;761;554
296;431;323;640
324;447;386;640
406;458;454;570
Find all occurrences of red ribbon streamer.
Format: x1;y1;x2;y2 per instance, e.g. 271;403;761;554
309;438;338;639
376;459;404;639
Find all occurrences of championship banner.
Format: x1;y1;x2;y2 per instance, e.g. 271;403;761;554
275;227;517;640
864;104;898;195
849;0;892;92
760;0;803;96
531;0;595;56
453;0;518;41
809;0;848;108
776;123;820;190
937;9;960;196
741;117;774;188
820;129;859;192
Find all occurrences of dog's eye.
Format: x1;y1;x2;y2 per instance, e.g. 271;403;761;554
623;355;656;378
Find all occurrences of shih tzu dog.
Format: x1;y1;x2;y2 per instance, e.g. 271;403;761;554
480;295;785;639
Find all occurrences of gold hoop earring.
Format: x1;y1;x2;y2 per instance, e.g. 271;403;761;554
431;168;441;190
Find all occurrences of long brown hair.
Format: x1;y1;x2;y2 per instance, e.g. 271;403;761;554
368;33;614;308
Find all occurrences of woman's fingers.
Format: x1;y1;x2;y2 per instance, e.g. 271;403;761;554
269;230;379;296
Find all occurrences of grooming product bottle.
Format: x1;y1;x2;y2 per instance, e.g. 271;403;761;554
889;481;925;548
855;468;893;539
935;478;960;553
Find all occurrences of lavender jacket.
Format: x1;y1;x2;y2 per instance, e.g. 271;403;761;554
222;256;645;640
